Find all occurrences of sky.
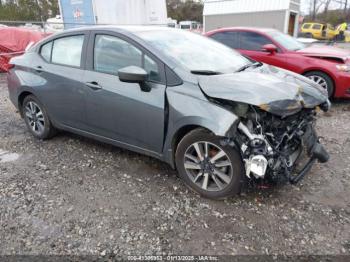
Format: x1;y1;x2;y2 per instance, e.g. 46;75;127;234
300;0;342;15
301;0;310;14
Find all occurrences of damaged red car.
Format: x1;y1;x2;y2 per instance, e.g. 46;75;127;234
205;27;350;98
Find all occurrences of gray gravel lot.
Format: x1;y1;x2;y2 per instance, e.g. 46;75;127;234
0;73;350;257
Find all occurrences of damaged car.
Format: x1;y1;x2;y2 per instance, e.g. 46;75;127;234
205;27;350;99
7;26;330;199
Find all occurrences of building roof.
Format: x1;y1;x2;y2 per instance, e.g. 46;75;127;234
204;0;295;16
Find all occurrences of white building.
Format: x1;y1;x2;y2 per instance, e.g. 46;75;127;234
203;0;301;36
93;0;168;25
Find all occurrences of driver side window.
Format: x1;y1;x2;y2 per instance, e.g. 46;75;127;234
240;32;273;51
93;34;161;82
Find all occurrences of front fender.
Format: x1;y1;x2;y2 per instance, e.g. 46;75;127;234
163;84;239;167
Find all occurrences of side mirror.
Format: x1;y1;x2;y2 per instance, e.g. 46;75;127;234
262;44;278;54
118;66;148;83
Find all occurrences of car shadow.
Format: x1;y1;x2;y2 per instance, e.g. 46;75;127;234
50;130;289;200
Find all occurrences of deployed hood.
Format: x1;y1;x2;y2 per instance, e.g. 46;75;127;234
297;45;350;63
198;65;329;117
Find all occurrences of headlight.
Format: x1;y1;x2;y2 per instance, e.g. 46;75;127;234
336;64;350;72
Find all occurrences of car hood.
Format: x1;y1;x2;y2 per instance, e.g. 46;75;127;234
297;45;350;63
198;65;329;117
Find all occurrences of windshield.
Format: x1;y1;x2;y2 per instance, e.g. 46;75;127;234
267;31;305;51
136;29;250;73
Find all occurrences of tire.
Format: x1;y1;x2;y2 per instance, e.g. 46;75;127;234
306;33;313;38
22;95;57;140
304;71;334;98
175;128;244;199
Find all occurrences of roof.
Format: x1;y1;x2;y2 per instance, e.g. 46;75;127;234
207;26;278;33
57;25;175;34
204;0;294;16
205;27;279;35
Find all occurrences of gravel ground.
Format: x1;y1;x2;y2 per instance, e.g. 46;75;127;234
0;73;350;257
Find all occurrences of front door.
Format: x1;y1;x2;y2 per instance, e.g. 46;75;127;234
83;32;167;153
238;31;287;68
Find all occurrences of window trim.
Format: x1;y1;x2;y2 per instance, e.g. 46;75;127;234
87;31;166;85
37;32;89;69
39;41;53;63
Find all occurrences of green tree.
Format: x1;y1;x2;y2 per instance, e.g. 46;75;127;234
0;0;59;21
167;0;204;23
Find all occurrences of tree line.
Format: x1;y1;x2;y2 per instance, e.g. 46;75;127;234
0;0;204;23
0;0;59;21
167;0;204;23
306;0;350;24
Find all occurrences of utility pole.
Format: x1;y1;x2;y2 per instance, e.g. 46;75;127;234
312;0;317;20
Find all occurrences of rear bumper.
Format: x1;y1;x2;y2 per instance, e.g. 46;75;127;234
6;70;19;109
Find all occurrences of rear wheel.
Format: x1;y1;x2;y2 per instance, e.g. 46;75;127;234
306;33;313;38
304;71;334;98
175;129;244;199
22;95;57;140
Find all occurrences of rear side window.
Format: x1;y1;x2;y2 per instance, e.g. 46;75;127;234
312;24;322;30
51;35;84;67
303;24;311;29
40;41;52;62
239;32;272;51
210;31;239;49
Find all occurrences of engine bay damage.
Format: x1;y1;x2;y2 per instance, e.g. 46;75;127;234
197;65;331;184
221;101;330;184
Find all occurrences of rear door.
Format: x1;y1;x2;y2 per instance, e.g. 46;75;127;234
83;31;167;154
35;32;89;129
312;24;323;39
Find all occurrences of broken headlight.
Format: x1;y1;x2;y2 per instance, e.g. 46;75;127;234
336;64;350;72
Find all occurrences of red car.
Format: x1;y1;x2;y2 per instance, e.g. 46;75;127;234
205;27;350;98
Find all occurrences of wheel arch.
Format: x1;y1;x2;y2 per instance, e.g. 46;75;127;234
165;124;213;170
172;125;208;156
164;116;238;169
302;69;336;96
18;91;34;117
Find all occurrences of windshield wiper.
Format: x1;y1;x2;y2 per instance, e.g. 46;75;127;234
236;62;262;72
190;70;221;75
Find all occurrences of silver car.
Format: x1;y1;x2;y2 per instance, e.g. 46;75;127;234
7;26;330;199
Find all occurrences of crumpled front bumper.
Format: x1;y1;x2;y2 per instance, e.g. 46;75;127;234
289;127;329;184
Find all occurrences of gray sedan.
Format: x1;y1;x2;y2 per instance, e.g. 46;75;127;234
7;26;330;199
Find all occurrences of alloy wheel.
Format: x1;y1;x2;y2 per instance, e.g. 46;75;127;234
183;141;233;192
307;75;328;90
24;101;45;135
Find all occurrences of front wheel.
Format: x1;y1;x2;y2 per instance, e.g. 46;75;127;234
304;71;334;98
175;129;244;199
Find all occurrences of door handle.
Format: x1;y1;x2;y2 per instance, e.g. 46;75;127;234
35;66;43;73
86;81;102;90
